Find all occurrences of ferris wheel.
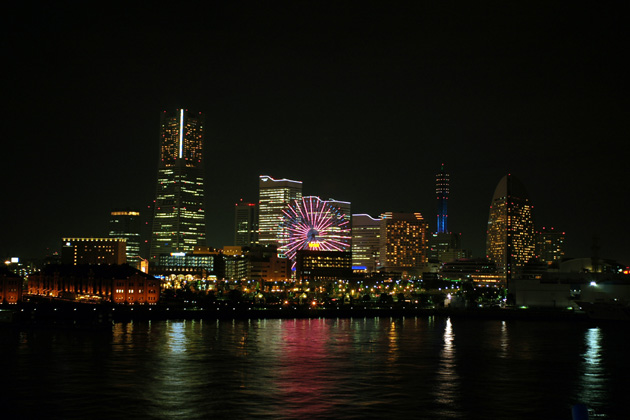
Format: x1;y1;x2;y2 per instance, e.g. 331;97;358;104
279;196;351;265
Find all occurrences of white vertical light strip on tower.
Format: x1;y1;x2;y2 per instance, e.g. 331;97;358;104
179;109;184;158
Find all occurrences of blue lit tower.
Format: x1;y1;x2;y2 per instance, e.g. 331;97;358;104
150;109;206;262
436;163;449;234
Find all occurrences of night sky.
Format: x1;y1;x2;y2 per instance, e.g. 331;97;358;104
3;1;628;265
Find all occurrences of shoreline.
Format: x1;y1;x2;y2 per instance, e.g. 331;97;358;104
3;300;610;328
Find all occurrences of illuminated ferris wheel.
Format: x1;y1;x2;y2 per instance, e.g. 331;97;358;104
279;196;351;265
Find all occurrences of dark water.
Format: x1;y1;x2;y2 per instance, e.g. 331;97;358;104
1;316;627;419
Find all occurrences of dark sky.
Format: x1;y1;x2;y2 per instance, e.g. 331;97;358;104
2;1;628;265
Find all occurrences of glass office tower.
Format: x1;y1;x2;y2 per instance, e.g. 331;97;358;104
150;109;206;261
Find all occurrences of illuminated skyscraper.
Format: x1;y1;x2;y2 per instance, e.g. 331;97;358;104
436;163;449;234
234;199;258;246
352;214;382;272
258;175;302;248
379;212;429;274
150;109;206;261
536;227;565;266
109;209;142;260
486;174;535;286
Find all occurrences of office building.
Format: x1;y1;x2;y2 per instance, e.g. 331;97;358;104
151;247;223;279
428;232;462;263
536;227;565;266
296;250;352;283
150;109;206;261
351;214;381;272
258;175;302;247
234;199;258;246
379;212;429;275
486;174;535;286
440;258;503;285
61;238;127;265
109;209;142;260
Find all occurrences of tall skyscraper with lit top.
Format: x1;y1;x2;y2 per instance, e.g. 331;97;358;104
486;174;535;286
436;163;449;234
150;109;206;261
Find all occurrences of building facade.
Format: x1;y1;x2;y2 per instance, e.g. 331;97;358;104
109;209;142;260
61;238;127;265
151;248;223;279
296;250;352;283
379;212;429;275
27;264;160;304
351;214;381;272
150;109;206;261
258;175;302;248
536;227;565;266
0;266;22;304
234;199;258;246
486;174;535;286
428;232;463;263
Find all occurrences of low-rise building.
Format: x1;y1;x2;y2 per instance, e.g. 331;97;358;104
1;265;23;304
27;264;160;304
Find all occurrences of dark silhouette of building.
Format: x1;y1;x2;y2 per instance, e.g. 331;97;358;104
0;265;23;304
234;199;258;246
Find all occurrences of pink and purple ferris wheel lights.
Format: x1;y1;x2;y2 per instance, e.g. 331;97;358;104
279;196;351;265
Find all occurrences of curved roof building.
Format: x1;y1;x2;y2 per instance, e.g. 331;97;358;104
486;174;535;286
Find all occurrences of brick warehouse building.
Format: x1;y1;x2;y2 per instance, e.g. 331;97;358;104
28;264;160;304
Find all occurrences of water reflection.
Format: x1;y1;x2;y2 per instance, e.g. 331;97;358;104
434;317;461;415
387;319;400;364
277;319;333;418
577;327;607;412
167;321;187;354
147;320;202;419
499;320;509;358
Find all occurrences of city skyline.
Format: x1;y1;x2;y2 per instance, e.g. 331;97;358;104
2;2;628;265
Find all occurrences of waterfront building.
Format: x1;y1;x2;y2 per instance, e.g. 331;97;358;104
109;209;142;263
379;212;429;275
151;247;223;279
440;258;503;285
536;227;565;266
61;238;127;265
243;245;291;285
351;214;381;272
150;109;206;262
258;175;302;248
27;264;160;304
234;199;258;246
296;250;352;283
436;163;449;234
0;265;22;304
486;174;535;286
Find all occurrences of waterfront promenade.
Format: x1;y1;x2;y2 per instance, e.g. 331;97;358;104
2;298;594;327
